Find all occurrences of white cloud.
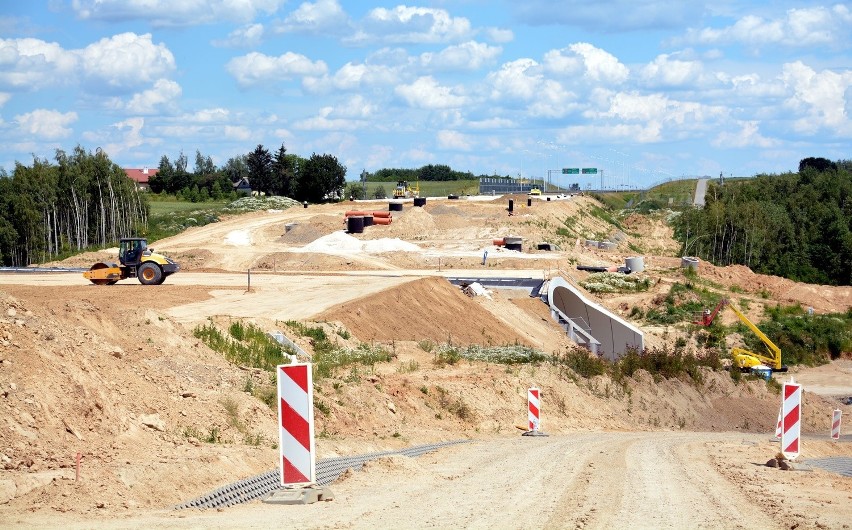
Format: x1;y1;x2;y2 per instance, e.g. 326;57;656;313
80;33;176;91
71;0;285;26
781;61;852;135
0;38;79;90
102;117;150;156
467;117;515;129
14;109;77;139
557;122;663;144
188;108;232;123
437;130;473;151
226;51;328;87
571;43;629;84
420;41;502;71
485;27;514;44
681;5;852;49
223;126;252;141
349;6;472;45
0;93;10;107
294;107;362;131
125;79;182;114
395;76;467;109
639;53;704;87
213;24;265;48
487;58;543;101
275;0;349;34
713;121;776;148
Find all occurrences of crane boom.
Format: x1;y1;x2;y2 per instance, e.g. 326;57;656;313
725;301;786;372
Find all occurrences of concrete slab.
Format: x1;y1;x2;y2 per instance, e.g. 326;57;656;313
263;487;335;505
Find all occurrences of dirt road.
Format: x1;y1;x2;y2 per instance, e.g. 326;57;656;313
13;431;848;530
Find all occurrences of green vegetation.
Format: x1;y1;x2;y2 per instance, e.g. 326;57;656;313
579;272;651;294
433;344;548;366
673;158;852;285
283;320;394;379
743;304;852;366
644;281;722;325
553;344;721;385
193;319;292;372
356;179;479;198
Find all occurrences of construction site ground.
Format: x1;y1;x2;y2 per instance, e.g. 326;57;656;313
1;194;851;529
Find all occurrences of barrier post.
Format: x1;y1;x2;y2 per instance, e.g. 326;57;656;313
522;387;548;437
774;406;782;439
781;378;802;460
264;363;334;504
831;409;842;440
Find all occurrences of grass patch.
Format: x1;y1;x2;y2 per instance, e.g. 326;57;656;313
433;344;547;366
579;272;651;294
193;319;293;372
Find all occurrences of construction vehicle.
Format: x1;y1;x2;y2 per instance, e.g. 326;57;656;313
392;180;419;199
695;299;788;372
528;186;542;195
83;237;179;286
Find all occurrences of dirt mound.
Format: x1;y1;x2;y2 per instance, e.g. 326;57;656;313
317;277;531;346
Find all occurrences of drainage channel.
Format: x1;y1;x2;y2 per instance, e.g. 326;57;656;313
175;439;470;510
804;456;852;477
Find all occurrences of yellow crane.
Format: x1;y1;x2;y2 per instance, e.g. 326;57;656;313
695;299;788;372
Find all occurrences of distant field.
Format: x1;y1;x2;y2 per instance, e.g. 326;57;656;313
147;199;230;216
358;179;480;198
645;179;698;205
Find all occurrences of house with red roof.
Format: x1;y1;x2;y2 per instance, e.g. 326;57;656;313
124;167;157;191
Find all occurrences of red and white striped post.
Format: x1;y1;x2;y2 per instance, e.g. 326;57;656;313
277;363;315;486
528;387;541;432
781;379;802;460
831;409;842;440
774;406;782;439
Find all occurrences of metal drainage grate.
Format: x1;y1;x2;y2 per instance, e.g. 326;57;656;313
804;456;852;477
175;439;470;510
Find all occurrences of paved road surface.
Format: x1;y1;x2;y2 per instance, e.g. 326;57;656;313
693;178;709;206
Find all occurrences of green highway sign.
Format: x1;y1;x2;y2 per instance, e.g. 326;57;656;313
563;168;580;174
582;168;598;174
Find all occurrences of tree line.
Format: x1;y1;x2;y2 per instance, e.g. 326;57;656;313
151;144;345;203
365;164;476;182
672;157;852;286
0;143;347;266
0;146;146;266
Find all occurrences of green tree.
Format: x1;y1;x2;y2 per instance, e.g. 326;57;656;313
297;153;346;203
246;144;272;195
271;143;296;197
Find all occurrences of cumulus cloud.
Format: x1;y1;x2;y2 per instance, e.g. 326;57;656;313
713;121;777;148
80;33;176;91
0;93;10;107
420;41;502;71
275;0;350;34
395;76;467;109
544;43;629;84
436;130;473;151
487;58;543;101
125;79;182;114
102;117;149;156
294;107;362;131
226;51;328;87
15;109;78;139
485;27;514;44
213;23;265;48
781;61;852;135
348;5;472;45
639;53;704;87
71;0;285;26
0;38;79;90
679;5;852;49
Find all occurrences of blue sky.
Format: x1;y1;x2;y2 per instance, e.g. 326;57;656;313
1;1;851;190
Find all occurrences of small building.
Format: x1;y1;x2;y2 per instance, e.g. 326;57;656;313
233;177;252;195
124;167;158;191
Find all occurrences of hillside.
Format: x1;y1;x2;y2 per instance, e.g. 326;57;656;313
1;193;851;527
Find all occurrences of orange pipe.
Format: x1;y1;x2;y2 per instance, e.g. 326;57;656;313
493;238;505;246
344;210;369;217
372;217;392;225
371;211;392;218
